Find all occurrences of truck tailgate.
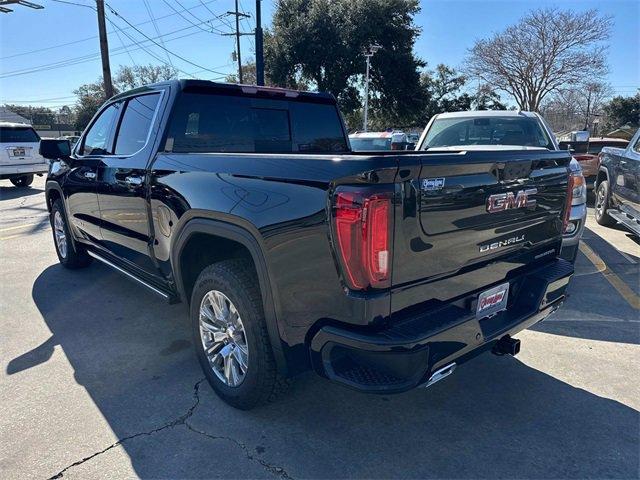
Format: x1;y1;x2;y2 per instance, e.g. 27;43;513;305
392;150;571;295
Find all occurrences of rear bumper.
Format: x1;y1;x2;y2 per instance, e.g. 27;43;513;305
310;258;573;393
0;162;48;178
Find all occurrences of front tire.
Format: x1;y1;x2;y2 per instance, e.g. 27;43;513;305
191;259;289;409
50;199;92;269
595;180;615;227
10;174;34;187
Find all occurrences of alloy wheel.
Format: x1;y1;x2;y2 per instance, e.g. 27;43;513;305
595;184;606;219
198;290;249;387
53;211;68;259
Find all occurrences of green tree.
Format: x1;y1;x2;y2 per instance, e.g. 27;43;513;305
2;105;55;125
73;64;179;130
265;0;425;126
115;64;178;90
602;93;640;131
73;80;109;131
225;62;264;85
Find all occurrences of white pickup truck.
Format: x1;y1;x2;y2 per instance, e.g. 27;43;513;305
0;122;48;187
415;110;587;262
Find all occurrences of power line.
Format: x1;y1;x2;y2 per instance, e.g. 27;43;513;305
105;2;229;76
49;0;94;9
0;19;218;78
1;0;221;60
238;0;255;52
2;95;78;102
142;0;173;67
162;0;230;35
104;11;197;78
0;19;230;79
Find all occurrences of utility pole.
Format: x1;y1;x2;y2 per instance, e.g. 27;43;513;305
96;0;114;98
362;44;381;132
234;0;242;83
255;0;264;86
226;2;251;84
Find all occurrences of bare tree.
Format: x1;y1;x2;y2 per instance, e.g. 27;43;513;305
466;8;612;111
542;81;612;133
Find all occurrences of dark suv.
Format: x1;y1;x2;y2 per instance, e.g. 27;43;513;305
42;80;576;409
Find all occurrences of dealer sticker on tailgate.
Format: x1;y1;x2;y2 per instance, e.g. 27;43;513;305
476;282;509;319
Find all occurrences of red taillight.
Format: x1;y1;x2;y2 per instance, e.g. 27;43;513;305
333;189;393;290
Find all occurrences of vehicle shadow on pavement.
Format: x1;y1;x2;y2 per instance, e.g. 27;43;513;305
12;263;640;479
0;186;44;201
531;236;640;345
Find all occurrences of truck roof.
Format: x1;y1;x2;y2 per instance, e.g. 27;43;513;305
112;79;336;104
434;110;539;119
349;131;394;138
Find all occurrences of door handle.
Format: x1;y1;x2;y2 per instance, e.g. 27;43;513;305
124;175;144;187
84;171;96;180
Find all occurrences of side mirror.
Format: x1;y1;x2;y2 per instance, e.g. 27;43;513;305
40;139;71;160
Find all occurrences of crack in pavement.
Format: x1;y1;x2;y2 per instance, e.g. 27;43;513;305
47;378;208;479
47;378;293;480
184;422;293;480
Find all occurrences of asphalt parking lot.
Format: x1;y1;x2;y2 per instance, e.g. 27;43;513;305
1;176;639;479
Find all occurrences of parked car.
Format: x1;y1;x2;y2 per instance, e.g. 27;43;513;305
416;110;586;262
0;121;48;187
59;135;81;148
349;131;410;151
43;81;575;409
559;137;629;189
594;128;640;235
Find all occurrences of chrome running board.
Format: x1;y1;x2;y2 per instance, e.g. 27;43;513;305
87;250;171;301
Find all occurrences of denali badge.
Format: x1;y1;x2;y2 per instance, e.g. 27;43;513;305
486;188;537;213
479;235;525;252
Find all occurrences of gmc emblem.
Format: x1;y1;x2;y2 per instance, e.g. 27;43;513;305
486;188;537;213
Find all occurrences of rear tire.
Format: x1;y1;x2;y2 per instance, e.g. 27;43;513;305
50;199;92;269
191;259;289;409
594;180;616;227
10;174;34;187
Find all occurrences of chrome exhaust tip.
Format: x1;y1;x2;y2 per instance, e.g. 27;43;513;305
424;362;456;388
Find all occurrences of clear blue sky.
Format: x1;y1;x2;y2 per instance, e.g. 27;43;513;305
0;0;638;109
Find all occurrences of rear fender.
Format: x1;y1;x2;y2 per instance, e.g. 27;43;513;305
170;217;289;375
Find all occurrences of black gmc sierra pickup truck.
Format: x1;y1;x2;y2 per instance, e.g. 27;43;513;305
42;80;575;409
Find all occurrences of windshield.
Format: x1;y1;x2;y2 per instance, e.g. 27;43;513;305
422;116;554;150
0;126;40;143
349;137;392;151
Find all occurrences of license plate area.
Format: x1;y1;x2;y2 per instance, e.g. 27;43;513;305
12;147;26;157
476;282;509;319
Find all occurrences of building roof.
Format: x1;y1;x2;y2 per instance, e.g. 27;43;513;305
0;107;31;125
0;121;33;128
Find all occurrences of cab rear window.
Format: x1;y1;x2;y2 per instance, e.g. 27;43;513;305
166;93;348;154
0;127;40;143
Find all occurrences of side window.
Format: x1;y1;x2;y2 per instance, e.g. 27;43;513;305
114;93;161;155
633;134;640;154
81;103;120;156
